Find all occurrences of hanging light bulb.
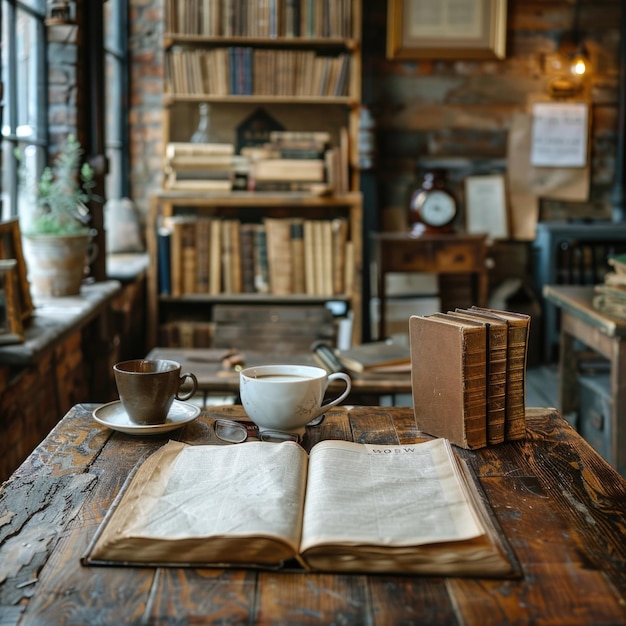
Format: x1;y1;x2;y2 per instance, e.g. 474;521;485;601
570;47;589;76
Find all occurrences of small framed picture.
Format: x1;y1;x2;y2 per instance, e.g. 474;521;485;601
464;174;509;240
0;219;34;320
0;259;25;345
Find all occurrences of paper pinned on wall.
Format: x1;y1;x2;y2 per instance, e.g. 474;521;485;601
530;102;589;168
506;110;590;241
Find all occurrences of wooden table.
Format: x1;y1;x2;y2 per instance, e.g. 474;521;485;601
543;284;626;475
146;347;413;404
2;403;625;625
372;232;488;339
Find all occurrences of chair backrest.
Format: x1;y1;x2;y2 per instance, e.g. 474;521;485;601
212;304;336;354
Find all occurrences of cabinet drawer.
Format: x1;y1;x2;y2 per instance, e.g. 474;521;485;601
578;373;612;462
381;240;484;274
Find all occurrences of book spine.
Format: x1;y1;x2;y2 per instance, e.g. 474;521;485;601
253;224;270;294
157;229;171;296
486;326;507;445
460;330;488;449
239;223;257;293
290;218;306;294
195;218;211;293
264;217;294;295
504;325;528;440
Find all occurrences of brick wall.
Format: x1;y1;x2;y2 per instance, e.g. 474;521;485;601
361;0;623;231
126;0;623;230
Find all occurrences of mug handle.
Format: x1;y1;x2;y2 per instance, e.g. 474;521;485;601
320;372;352;411
175;372;198;402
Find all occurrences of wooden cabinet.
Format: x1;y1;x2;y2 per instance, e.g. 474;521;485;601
147;191;363;350
372;233;489;339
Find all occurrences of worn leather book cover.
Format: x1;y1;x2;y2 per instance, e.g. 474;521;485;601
451;309;508;445
470;307;530;441
409;314;487;450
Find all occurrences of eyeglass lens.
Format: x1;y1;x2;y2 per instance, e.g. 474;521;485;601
213;419;299;444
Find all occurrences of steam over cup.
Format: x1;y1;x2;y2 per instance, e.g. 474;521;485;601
113;359;198;425
239;364;352;436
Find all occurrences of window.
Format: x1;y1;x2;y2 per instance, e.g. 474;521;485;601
1;0;130;223
104;0;129;200
1;0;47;220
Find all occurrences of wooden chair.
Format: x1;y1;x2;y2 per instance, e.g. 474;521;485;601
211;304;336;355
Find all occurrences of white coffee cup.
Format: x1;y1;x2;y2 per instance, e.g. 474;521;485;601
239;364;351;436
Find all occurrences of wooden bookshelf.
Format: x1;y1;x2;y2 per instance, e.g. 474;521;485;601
161;0;362;191
151;2;363;352
146;191;363;350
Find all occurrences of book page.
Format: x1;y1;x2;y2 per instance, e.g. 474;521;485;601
300;438;483;551
88;440;308;565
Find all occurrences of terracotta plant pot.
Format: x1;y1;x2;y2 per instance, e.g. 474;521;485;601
23;232;95;298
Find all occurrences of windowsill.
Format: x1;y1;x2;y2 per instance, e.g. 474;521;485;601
0;280;122;366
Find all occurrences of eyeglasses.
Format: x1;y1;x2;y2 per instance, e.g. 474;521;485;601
213;418;300;444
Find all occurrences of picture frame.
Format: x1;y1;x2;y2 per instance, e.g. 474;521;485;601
0;219;34;321
464;174;509;240
387;0;507;60
0;259;25;345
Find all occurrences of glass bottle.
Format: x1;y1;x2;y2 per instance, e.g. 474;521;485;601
190;103;211;143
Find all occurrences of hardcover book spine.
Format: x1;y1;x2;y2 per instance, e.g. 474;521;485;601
290;218;306;294
195;218;211;294
157;228;171;296
239;223;257;293
471;307;530;441
264;217;294;295
458;329;488;449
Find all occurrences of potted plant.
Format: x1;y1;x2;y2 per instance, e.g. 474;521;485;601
18;134;99;297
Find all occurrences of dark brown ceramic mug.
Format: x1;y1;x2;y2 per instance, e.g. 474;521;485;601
113;359;198;425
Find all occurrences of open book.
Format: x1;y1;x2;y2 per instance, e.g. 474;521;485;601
83;438;517;577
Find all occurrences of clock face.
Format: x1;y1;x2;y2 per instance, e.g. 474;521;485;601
419;191;457;227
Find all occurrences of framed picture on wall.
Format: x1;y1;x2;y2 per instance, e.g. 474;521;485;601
464;174;509;240
387;0;507;60
0;219;34;320
0;259;24;345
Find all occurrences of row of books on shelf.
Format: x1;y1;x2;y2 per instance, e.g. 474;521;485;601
163;133;348;195
159;215;354;298
409;307;530;450
165;47;350;98
164;0;354;39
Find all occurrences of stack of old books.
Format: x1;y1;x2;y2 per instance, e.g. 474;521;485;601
164;142;237;191
244;130;348;195
409;307;531;450
592;254;626;318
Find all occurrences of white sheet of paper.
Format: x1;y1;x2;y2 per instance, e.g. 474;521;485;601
530;102;588;167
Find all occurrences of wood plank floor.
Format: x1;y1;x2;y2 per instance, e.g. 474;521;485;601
526;363;560;409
